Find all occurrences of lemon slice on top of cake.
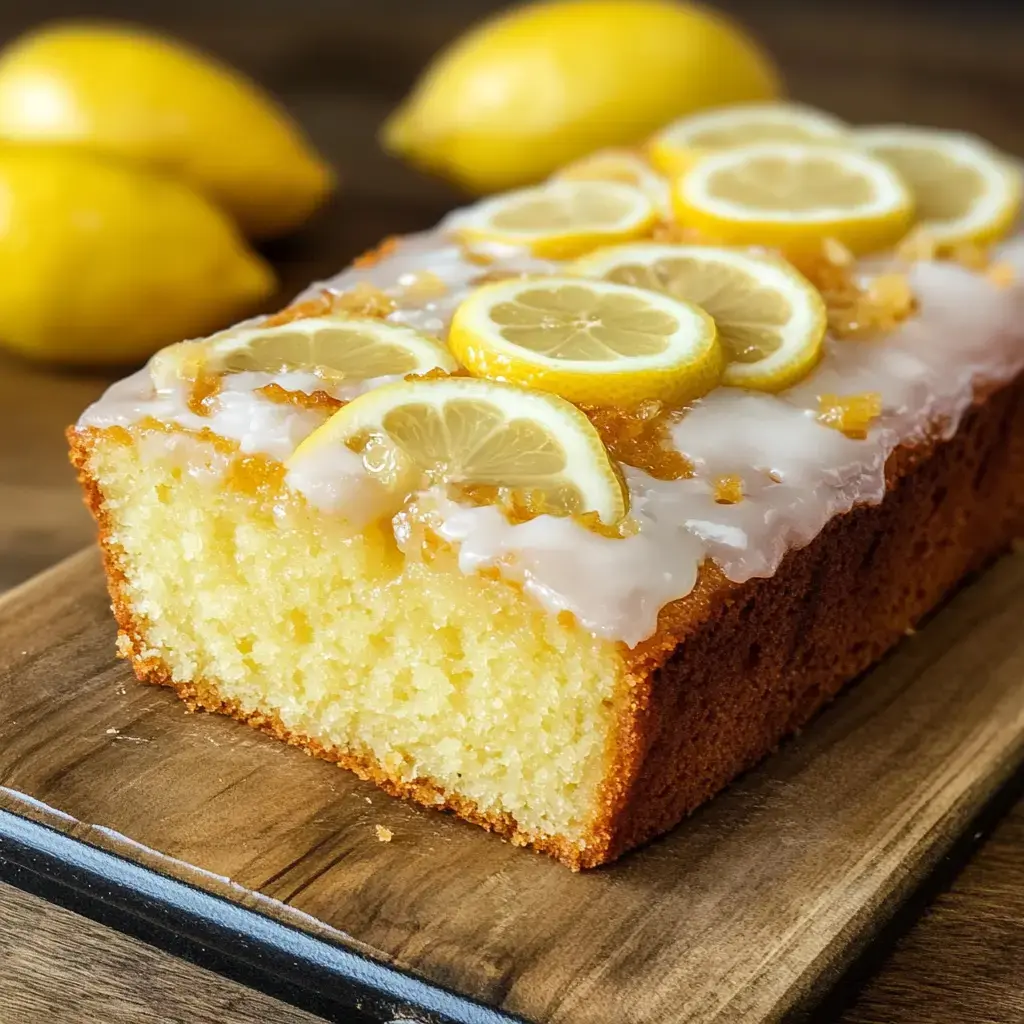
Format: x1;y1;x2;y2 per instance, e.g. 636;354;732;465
572;244;826;392
648;101;851;176
554;149;672;219
672;142;914;254
452;179;657;259
448;276;721;406
855;125;1022;248
289;376;628;525
152;316;458;391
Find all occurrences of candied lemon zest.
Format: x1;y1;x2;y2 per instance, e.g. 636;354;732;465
817;392;883;439
792;242;916;340
333;283;397;319
583;400;692;481
713;474;745;504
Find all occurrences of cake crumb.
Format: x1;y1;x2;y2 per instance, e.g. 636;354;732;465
374;824;394;843
365;796;372;804
105;727;119;735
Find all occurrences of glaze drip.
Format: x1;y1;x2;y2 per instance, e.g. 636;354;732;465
80;224;1024;646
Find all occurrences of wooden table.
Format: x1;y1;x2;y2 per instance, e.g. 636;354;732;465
0;2;1022;1021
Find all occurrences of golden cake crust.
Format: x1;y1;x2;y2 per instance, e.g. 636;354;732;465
68;374;1024;868
599;378;1024;865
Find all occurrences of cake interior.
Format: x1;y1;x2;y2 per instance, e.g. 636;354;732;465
84;425;624;848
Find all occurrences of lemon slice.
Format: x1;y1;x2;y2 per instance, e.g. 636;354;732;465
151;316;458;388
572;243;826;392
673;142;914;254
555;150;672;219
855;126;1022;248
448;275;721;407
649;102;850;177
288;377;628;524
452;180;657;259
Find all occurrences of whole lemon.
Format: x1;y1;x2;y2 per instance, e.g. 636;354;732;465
383;0;781;193
0;24;334;238
0;149;275;365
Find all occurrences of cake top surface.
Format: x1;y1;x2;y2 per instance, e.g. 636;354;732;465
78;106;1024;646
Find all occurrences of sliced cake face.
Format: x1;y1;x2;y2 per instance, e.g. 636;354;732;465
79;426;626;854
71;105;1024;867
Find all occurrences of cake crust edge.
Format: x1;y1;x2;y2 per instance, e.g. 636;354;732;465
68;375;1024;869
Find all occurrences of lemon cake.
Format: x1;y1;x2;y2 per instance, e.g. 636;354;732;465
70;105;1024;868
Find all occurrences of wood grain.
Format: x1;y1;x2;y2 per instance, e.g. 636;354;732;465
2;547;1024;1023
0;880;324;1024
839;801;1024;1024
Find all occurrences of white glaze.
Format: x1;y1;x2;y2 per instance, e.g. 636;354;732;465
78;209;1024;646
283;442;395;528
296;228;557;336
80;368;330;462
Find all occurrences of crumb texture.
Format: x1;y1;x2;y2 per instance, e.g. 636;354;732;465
80;427;622;849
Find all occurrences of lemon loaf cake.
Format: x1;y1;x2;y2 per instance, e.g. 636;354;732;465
70;105;1024;868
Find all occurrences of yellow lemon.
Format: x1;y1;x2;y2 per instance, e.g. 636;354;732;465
448;276;722;407
648;101;850;177
673;142;914;255
290;376;629;525
0;24;334;237
0;149;275;365
383;0;781;193
855;126;1022;248
572;243;827;391
453;180;657;259
554;149;672;218
151;316;458;389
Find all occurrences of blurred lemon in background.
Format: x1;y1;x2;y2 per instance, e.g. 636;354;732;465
0;24;334;238
0;149;275;364
382;0;781;193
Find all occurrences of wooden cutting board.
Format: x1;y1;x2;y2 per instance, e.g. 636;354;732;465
2;548;1024;1024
